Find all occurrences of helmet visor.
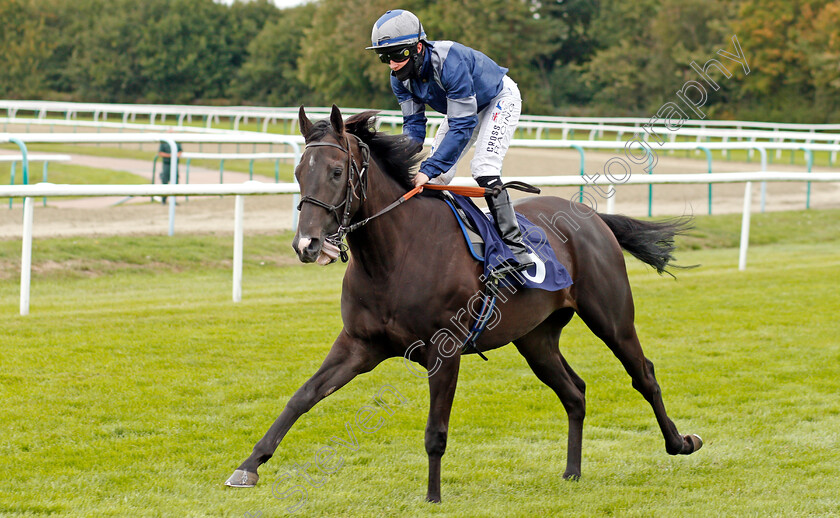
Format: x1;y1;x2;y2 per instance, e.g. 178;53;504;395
377;45;413;64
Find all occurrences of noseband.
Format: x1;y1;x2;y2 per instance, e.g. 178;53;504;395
297;134;370;260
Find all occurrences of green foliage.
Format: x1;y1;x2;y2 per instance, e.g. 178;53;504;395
732;0;840;121
425;0;557;113
0;0;53;98
65;0;235;103
581;0;738;114
234;3;320;106
298;0;409;109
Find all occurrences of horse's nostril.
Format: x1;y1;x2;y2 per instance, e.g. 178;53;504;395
296;237;312;254
296;237;322;257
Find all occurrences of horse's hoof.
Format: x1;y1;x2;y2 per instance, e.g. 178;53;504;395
682;434;703;454
563;472;581;481
225;469;259;488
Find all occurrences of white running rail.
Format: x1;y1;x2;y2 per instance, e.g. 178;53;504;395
4;170;840;316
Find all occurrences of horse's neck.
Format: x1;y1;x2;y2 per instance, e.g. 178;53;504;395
346;164;438;276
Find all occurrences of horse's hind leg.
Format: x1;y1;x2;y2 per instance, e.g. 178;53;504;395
513;309;587;480
575;285;702;456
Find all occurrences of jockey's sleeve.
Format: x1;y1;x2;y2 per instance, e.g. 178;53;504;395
391;75;427;144
418;57;478;179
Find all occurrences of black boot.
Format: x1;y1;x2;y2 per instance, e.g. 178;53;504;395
478;177;534;269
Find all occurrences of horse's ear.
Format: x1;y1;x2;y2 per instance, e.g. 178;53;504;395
329;104;345;135
298;105;313;138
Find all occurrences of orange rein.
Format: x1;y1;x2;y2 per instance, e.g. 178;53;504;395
401;183;487;202
339;180;536;236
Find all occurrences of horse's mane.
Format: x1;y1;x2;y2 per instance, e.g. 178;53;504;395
304;111;424;190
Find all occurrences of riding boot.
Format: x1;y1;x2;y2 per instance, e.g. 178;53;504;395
478;177;534;269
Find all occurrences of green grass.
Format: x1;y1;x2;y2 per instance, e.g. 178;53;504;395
0;232;300;281
1;143;297;184
676;208;840;250
183;159;295;183
3;162;150;205
2;163;148;188
1;142;157;161
0;213;839;517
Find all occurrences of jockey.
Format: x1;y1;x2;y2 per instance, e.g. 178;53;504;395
367;9;533;270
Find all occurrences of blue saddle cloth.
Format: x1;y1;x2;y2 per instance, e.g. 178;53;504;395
446;194;573;292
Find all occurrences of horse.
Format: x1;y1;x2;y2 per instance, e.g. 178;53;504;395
225;105;702;503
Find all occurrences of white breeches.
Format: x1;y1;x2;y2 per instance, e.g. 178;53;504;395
428;75;522;186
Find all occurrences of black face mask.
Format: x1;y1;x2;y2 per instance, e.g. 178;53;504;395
392;45;424;82
393;62;414;81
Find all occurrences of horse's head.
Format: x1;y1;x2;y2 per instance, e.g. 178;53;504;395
292;105;369;264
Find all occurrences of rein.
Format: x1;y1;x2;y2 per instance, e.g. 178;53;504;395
299;133;539;262
342;181;540;238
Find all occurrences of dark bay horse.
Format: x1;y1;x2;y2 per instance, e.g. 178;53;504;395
225;105;702;502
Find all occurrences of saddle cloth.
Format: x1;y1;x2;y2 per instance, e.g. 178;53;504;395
444;193;573;292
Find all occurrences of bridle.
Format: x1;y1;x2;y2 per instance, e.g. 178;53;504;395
297;133;370;261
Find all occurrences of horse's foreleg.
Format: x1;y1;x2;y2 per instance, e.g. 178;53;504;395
226;331;383;487
424;353;461;503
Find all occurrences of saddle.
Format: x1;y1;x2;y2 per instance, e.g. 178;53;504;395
439;190;573;292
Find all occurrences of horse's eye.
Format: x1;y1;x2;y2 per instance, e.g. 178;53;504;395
331;167;343;179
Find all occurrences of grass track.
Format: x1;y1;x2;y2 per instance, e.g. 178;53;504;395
1;143;297;184
1;163;147;188
1;213;839;516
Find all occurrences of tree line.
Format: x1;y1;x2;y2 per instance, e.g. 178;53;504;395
1;0;837;122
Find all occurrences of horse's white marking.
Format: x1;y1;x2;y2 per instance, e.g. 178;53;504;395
521;251;546;284
297;237;312;253
308;155;315;167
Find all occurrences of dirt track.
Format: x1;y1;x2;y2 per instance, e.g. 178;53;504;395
1;148;838;239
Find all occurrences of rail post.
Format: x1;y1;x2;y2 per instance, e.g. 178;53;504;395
42;161;49;207
698;146;713;215
20;196;33;315
753;147;767;213
570;144;585;203
647;154;654;217
291;142;302;230
233;194;244;303
739;181;752;271
8;138;29;209
8;162;15;209
164;138;179;236
802;147;814;209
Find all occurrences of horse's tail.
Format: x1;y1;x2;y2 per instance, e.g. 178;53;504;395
597;213;694;276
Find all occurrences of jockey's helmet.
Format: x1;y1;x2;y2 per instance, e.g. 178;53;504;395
367;10;426;52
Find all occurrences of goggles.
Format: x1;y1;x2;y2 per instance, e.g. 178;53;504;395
377;45;413;64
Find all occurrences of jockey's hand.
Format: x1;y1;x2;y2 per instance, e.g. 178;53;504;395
413;172;430;188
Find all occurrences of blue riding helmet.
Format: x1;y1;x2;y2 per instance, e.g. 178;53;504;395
368;10;427;80
367;9;426;50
